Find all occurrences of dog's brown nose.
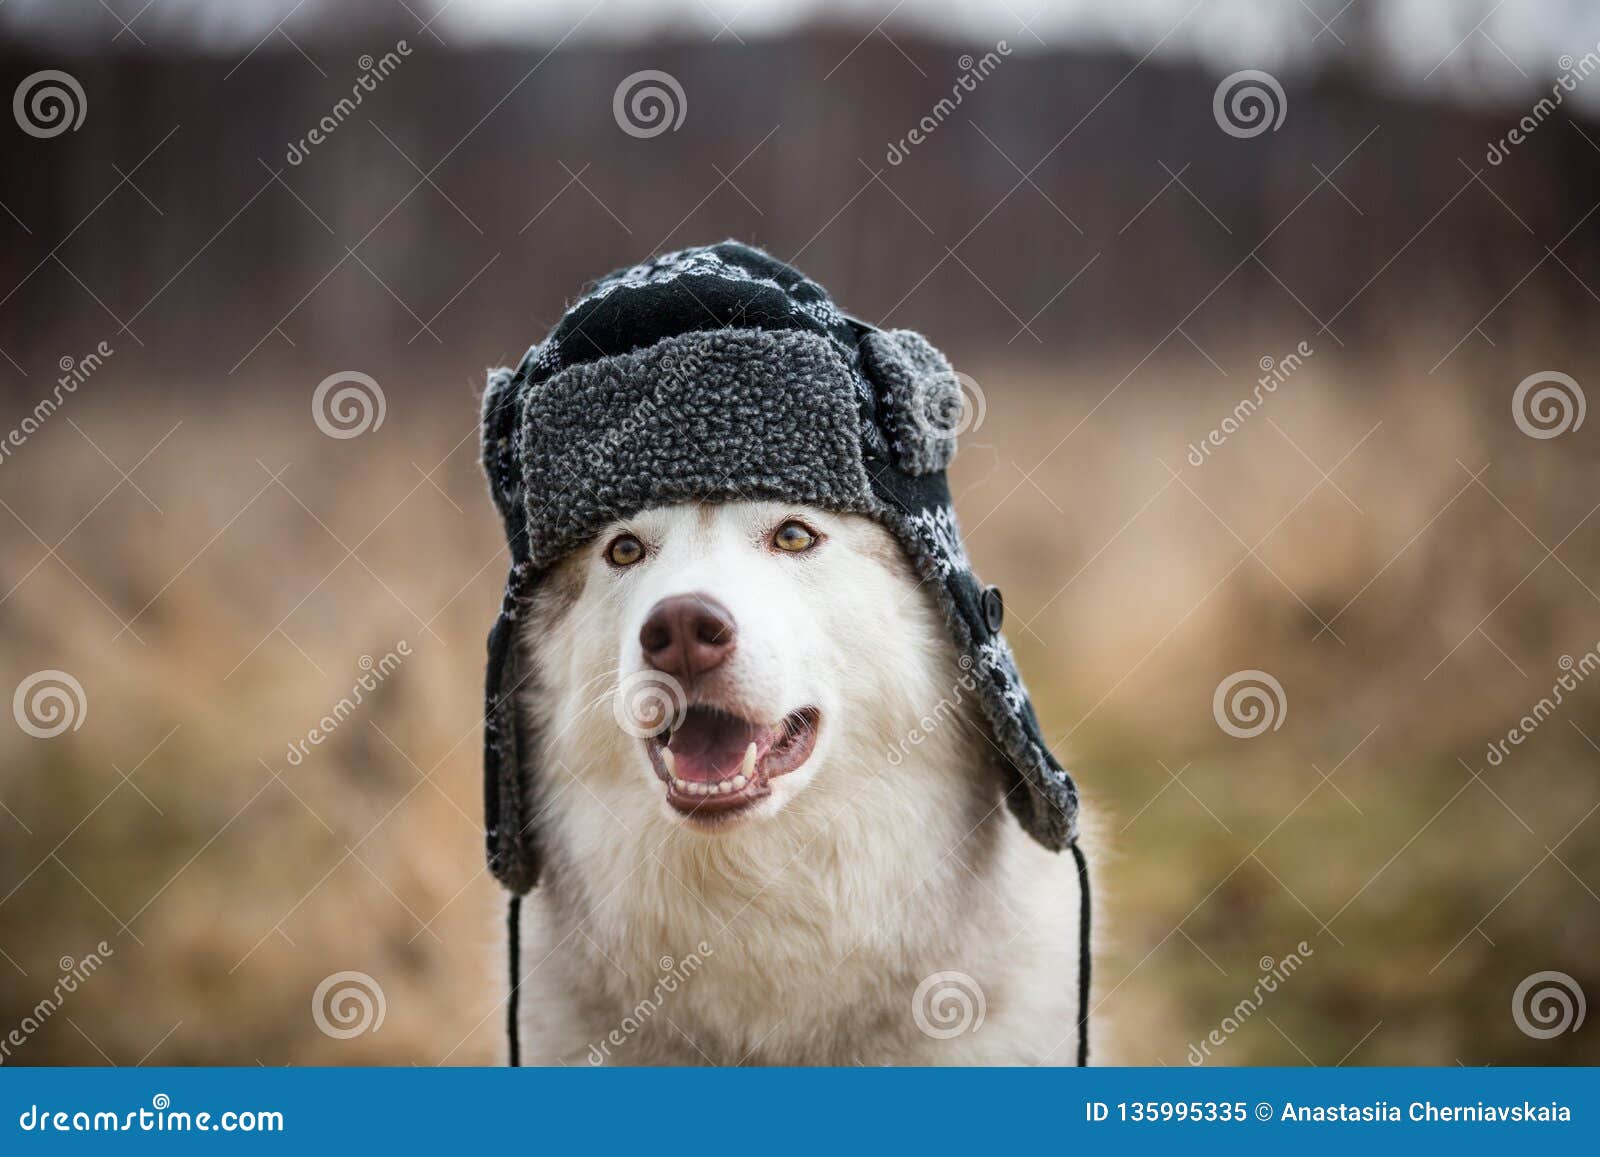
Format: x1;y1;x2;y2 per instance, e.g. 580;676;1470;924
640;593;737;684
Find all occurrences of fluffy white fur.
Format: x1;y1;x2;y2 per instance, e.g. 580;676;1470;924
513;500;1088;1065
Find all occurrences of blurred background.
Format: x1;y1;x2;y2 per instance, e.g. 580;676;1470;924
1;0;1597;1066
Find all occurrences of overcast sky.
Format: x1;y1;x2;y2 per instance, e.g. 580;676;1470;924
3;0;1598;107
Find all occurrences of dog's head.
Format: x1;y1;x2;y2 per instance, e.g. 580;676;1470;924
526;499;972;834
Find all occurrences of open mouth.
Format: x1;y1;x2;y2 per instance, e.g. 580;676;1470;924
645;706;820;817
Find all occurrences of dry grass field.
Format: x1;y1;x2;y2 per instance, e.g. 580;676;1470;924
3;334;1597;1065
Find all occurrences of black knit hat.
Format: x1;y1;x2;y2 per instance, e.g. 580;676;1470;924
481;241;1089;1062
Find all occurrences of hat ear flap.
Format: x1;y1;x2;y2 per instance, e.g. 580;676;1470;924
484;609;539;894
482;365;523;525
860;328;962;476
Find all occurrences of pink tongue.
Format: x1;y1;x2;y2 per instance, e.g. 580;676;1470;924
670;708;762;783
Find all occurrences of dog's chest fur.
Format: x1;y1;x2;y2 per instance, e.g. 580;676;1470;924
515;724;1085;1066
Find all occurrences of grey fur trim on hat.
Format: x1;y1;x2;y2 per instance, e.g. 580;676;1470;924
515;329;874;572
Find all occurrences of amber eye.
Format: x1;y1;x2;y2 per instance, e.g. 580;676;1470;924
773;520;817;553
606;534;645;567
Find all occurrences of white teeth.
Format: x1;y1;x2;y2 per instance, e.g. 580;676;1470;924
671;746;756;800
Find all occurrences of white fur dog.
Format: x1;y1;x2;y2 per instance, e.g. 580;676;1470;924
512;498;1087;1065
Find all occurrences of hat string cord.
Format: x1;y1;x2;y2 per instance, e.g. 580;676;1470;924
1070;839;1092;1067
506;894;522;1067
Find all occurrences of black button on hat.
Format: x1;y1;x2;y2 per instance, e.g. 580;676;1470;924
983;585;1004;633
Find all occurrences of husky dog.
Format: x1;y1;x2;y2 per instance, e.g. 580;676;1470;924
511;500;1088;1065
478;241;1091;1066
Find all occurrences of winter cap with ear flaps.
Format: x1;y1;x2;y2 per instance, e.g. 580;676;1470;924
480;242;1090;1063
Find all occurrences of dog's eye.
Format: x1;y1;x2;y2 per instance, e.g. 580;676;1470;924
606;534;645;567
772;520;817;553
